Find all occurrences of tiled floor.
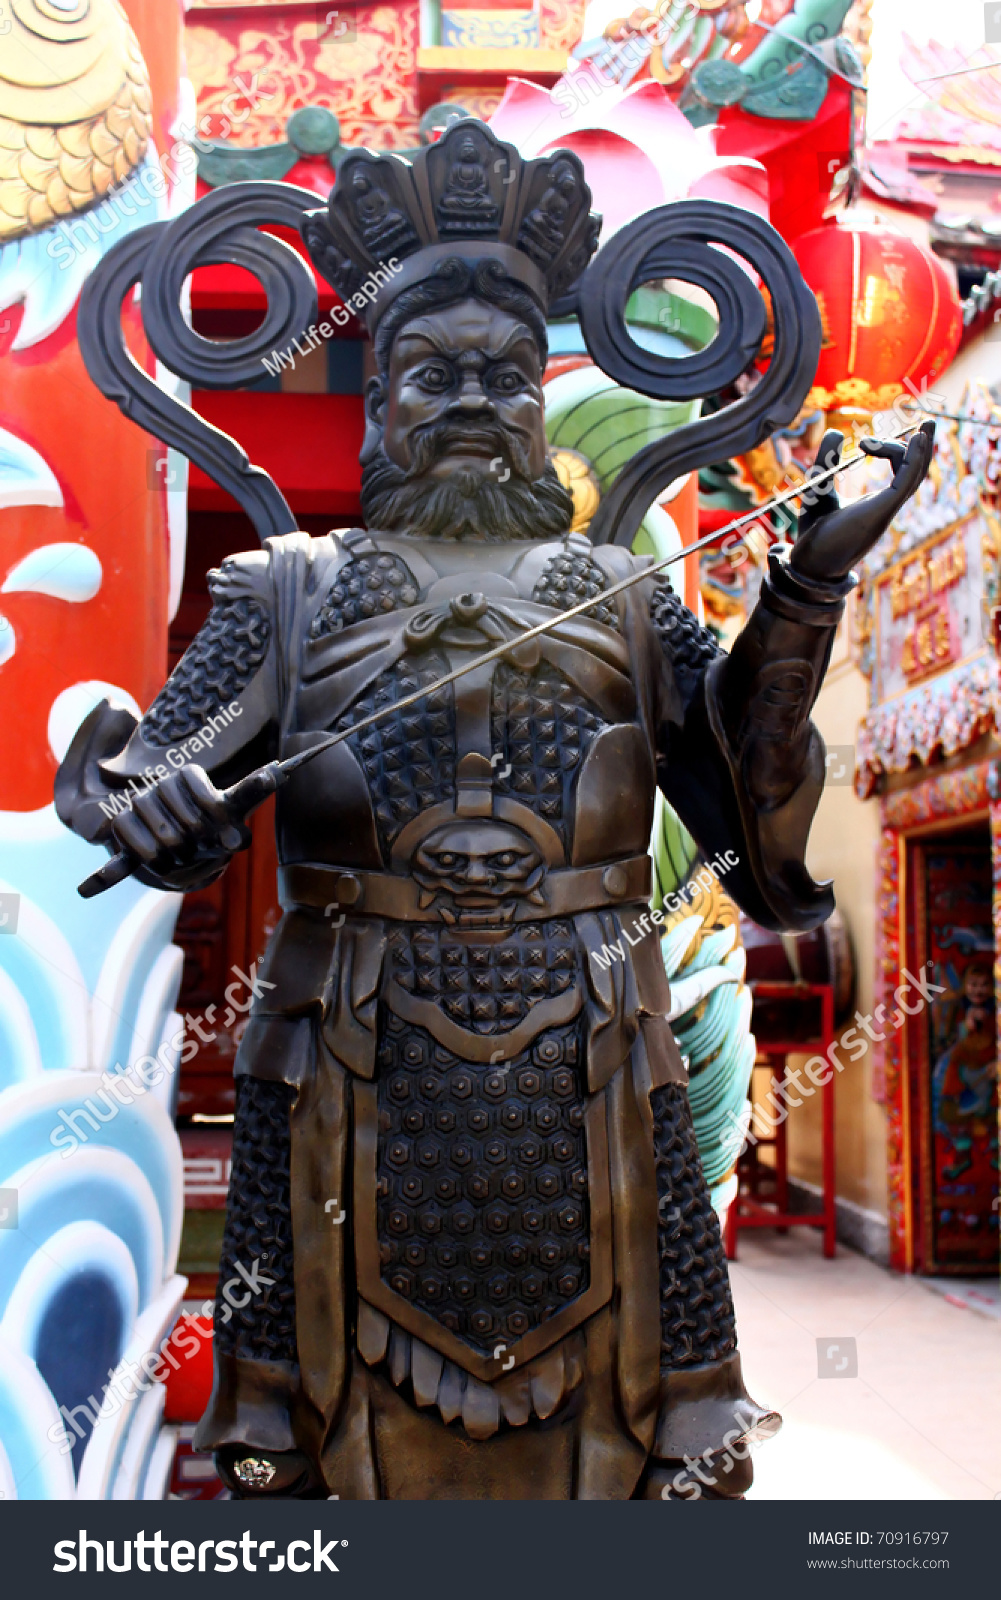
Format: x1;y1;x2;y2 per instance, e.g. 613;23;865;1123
920;1275;1000;1320
729;1233;1001;1500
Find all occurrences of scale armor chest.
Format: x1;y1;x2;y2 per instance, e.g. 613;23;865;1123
316;549;618;861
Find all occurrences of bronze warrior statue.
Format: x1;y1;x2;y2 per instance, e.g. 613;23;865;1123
55;121;933;1500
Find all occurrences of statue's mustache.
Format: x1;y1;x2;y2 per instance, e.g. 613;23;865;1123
360;441;574;541
406;419;531;480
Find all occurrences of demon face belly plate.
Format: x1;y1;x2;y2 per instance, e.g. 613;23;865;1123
353;1013;613;1381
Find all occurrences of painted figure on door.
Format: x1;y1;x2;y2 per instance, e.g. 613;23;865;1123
933;962;999;1182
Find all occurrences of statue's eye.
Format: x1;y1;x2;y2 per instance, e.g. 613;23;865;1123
490;368;524;395
490;852;519;869
416;364;452;392
435;852;465;869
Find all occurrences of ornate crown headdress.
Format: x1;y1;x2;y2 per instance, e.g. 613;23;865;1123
301;119;602;329
81;118;822;553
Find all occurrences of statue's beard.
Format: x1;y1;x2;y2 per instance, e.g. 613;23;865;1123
360;422;574;542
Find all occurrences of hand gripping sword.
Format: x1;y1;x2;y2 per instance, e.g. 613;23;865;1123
78;423;923;898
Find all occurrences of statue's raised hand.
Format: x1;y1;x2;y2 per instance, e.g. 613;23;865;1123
789;419;935;584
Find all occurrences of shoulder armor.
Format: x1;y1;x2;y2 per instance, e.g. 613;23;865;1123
309;532;422;639
206;545;273;606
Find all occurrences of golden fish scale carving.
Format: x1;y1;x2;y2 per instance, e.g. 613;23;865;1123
0;5;152;244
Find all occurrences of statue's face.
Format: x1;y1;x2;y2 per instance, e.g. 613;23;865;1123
378;299;548;485
412;819;544;918
964;967;993;1007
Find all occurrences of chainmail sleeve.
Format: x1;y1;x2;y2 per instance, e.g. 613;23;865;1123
53;546;281;893
652;1083;736;1369
647;580;722;710
214;1077;297;1363
140;583;272;747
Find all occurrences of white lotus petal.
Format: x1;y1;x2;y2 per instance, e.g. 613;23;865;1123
3;543;102;602
142;1425;179;1501
0;878;89;1072
0;1222;138;1358
0;614;13;666
112;1383;165;1500
0;1337;76;1500
0;427;63;511
126;948;184;1116
0;964;43;1089
0;1071;184;1273
92;892;185;1089
76;1275;185;1502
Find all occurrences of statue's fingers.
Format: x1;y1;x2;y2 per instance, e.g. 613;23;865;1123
807;428;844;482
177;763;230;823
157;772;212;833
906;417;937;462
132;790;187;851
860;436;906;469
176;766;246;851
111;810;163;864
894;418;936;494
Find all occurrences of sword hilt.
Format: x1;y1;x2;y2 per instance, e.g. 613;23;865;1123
77;761;285;899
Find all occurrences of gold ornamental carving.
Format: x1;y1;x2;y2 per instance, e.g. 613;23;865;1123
0;0;152;243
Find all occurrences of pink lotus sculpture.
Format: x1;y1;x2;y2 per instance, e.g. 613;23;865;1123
488;75;769;238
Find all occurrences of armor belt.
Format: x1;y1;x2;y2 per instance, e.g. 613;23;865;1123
279;855;652;922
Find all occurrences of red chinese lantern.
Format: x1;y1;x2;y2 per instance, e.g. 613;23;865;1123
791;219;963;414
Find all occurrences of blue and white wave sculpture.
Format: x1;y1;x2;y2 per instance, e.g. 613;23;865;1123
0;745;185;1500
0;126;189;1499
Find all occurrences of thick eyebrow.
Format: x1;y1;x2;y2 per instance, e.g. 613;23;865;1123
395;321;457;359
396;320;536;362
485;323;535;360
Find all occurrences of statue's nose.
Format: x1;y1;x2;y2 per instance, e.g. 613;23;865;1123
449;370;494;413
